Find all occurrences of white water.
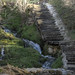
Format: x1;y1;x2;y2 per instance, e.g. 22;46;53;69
23;39;55;69
1;47;5;56
3;27;55;68
42;56;55;69
4;29;11;33
0;47;5;60
23;39;42;54
4;28;17;36
45;3;69;40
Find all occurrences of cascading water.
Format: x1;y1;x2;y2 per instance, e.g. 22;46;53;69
2;27;55;68
4;29;11;33
1;47;5;56
0;47;5;60
23;39;55;69
23;39;42;54
4;27;17;36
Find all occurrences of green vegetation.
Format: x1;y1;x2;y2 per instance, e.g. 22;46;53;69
0;27;42;68
49;0;75;40
0;69;2;73
0;28;15;39
0;3;41;44
0;28;23;46
21;24;41;44
1;6;21;31
51;56;63;68
0;47;41;68
0;1;42;68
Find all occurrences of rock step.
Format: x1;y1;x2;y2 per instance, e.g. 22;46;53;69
35;16;52;20
37;21;55;25
36;19;54;23
35;12;51;16
44;38;64;41
45;36;63;39
60;41;75;45
68;67;75;71
44;38;63;41
39;25;56;28
67;57;75;61
67;64;75;68
60;46;75;52
43;34;62;37
41;33;62;37
41;29;60;32
39;25;59;29
67;62;75;65
63;50;75;53
42;33;61;36
40;27;59;30
36;20;55;25
35;11;51;16
48;41;60;44
62;47;75;51
66;55;75;58
40;25;58;28
43;35;63;38
33;8;49;12
41;32;61;36
34;4;64;45
43;36;63;39
65;52;75;55
35;13;52;18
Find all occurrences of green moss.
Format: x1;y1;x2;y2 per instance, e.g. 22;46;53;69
0;28;41;68
1;47;41;68
0;69;2;73
21;24;41;44
51;56;63;68
0;28;15;39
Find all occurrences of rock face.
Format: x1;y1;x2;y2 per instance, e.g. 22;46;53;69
62;0;75;10
48;47;53;54
0;65;73;75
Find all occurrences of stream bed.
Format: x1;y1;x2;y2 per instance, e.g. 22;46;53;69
23;39;55;69
0;27;55;69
